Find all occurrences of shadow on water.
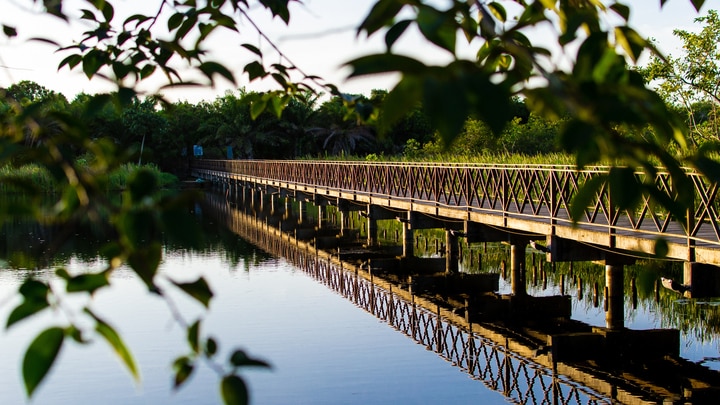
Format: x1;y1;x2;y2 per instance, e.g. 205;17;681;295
204;188;720;404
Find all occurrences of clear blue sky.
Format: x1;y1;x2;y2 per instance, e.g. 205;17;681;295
0;0;712;103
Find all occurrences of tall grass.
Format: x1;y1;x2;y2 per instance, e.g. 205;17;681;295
303;152;579;166
0;162;178;193
0;164;56;193
300;151;686;171
107;163;179;190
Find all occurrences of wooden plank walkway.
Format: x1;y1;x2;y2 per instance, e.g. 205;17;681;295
191;160;720;266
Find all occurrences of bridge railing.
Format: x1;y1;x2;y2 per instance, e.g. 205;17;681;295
192;159;720;248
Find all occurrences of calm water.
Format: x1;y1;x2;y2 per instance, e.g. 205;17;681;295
2;194;720;404
0;250;509;404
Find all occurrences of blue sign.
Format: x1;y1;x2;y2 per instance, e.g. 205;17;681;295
193;145;203;157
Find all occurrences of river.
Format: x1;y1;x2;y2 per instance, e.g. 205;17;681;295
1;193;719;404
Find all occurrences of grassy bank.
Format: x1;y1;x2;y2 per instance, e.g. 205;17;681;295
304;152;683;169
0;162;179;193
306;152;578;165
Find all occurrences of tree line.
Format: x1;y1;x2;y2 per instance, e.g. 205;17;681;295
3;9;719;175
0;80;552;173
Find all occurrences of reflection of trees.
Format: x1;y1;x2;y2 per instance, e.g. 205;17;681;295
661;297;720;343
188;204;274;271
0;195;273;271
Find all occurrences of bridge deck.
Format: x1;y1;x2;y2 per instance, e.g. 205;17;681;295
192;160;720;266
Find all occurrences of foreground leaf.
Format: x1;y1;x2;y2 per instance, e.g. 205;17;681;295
172;277;214;308
654;238;669;258
188;320;201;353
7;279;50;328
221;375;249;405
608;167;640;211
172;356;195;389
7;300;49;329
229;349;271;369
66;271;110;294
23;327;65;397
346;54;427;77
127;242;163;288
88;310;139;381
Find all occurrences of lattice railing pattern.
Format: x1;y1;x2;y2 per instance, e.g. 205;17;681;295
193;160;720;247
204;193;613;404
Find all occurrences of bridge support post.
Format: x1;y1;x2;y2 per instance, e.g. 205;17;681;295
605;264;624;330
256;189;267;212
284;197;292;220
270;193;278;215
250;187;258;209
511;242;527;296
446;230;459;273
402;213;414;258
296;200;304;224
318;205;326;228
340;209;350;236
367;206;378;247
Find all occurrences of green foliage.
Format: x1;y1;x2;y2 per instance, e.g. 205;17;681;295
171;318;269;405
7;279;50;328
22;327;65;396
0;164;56;193
4;81;66;105
1;162;177;193
1;0;717;403
88;309;139;382
500;114;561;155
643;10;720;147
306;95;378;156
171;278;214;308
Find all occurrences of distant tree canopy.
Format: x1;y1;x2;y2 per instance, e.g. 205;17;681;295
3;80;66;105
643;9;720;146
1;80;563;169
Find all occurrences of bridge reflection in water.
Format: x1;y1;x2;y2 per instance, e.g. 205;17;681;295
203;190;719;405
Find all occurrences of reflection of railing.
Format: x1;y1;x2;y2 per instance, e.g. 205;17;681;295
205;194;613;404
192;159;720;263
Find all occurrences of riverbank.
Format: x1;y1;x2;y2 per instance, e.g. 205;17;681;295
0;162;179;193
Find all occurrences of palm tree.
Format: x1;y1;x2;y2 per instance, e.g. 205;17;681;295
307;95;377;156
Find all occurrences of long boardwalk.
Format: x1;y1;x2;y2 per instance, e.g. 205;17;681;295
192;159;720;269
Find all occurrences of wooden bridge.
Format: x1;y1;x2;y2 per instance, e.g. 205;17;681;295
191;159;720;297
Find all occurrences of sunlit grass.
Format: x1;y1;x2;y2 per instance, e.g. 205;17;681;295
0;164;56;193
0;162;178;193
107;163;179;190
303;151;686;169
305;152;579;166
